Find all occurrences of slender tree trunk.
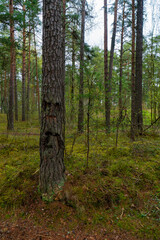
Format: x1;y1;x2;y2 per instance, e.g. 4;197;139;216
104;0;109;132
34;29;40;121
8;0;15;130
14;53;18;121
131;0;136;139
22;3;26;121
0;73;3;113
78;0;86;133
26;24;31;121
107;0;118;132
71;30;75;121
135;0;143;134
40;0;65;198
119;0;125;120
62;0;66;140
4;70;7;113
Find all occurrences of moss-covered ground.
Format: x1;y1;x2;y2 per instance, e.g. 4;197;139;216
0;113;160;239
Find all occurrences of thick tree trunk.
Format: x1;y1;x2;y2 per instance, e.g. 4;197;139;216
108;0;118;132
26;24;31;121
119;0;125;120
131;0;136;139
135;0;143;134
104;0;109;132
8;0;15;130
22;3;26;121
78;0;86;133
40;0;65;198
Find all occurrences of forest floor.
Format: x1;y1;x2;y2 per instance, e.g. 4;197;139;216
0;114;160;240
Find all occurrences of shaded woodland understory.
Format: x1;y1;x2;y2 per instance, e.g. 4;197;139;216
1;0;160;239
0;114;160;239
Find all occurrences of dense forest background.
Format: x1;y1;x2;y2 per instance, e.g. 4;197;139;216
0;0;160;239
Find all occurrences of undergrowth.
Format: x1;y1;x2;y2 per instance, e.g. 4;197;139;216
0;114;160;239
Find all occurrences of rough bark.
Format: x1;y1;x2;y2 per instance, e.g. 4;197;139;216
104;0;109;132
135;0;143;134
22;3;26;121
78;0;86;133
119;0;125;120
131;0;136;139
40;0;65;198
8;0;15;130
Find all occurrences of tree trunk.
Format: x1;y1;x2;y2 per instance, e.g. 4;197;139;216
71;30;75;121
0;73;3;113
131;0;136;139
40;0;65;198
8;0;15;130
26;24;31;121
14;53;18;121
135;0;143;134
78;0;86;133
108;0;118;132
4;70;7;113
34;29;40;121
62;0;66;140
119;0;125;120
22;3;26;121
104;0;109;132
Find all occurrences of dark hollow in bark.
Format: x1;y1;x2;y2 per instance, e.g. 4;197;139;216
40;0;65;199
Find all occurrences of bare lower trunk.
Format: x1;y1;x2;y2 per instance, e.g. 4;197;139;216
104;0;109;132
22;4;26;121
26;25;31;121
8;0;15;130
119;0;125;120
131;0;136;139
14;56;18;121
40;0;65;198
135;0;143;134
34;29;40;121
70;31;75;121
78;0;86;133
107;0;118;132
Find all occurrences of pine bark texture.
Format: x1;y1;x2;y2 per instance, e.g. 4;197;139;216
78;0;86;133
135;0;143;134
8;0;15;130
40;0;65;198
